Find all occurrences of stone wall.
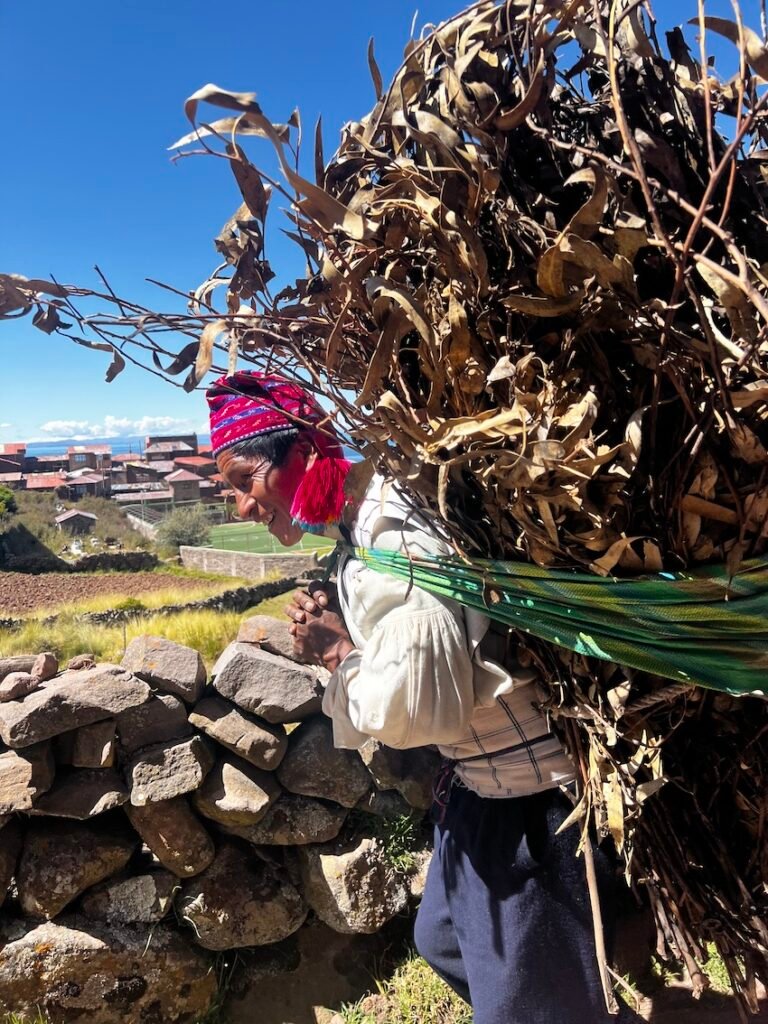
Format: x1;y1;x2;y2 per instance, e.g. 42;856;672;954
180;545;320;580
124;513;158;540
0;622;436;1023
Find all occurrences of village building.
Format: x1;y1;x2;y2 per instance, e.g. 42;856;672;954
54;509;98;534
0;443;26;467
173;455;217;478
114;488;173;506
23;472;68;494
145;432;198;454
67;445;112;473
64;469;109;498
24;454;69;474
165;468;202;502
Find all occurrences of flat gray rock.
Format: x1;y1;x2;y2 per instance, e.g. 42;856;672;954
0;665;151;749
193;756;281;827
121;635;206;703
189;695;287;770
16;819;137;920
178;840;307;950
0;743;55;814
0;656;36;683
299;836;410;935
80;869;177;924
236;614;309;662
126;797;215;878
71;719;117;769
127;735;214;806
115;691;191;755
222;792;348;846
0;915;216;1022
29;769;128;819
276;717;372;808
212;642;322;723
56;719;117;769
355;787;414;819
0;672;40;702
31;651;58;682
67;654;96;671
358;739;440;810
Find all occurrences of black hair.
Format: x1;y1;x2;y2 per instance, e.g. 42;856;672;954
226;428;303;468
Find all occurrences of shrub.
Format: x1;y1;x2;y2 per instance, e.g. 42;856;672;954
156;505;211;554
0;484;17;521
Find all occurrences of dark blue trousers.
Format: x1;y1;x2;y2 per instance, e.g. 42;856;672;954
414;784;645;1024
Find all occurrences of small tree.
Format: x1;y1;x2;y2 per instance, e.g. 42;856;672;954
0;484;18;525
156;504;211;554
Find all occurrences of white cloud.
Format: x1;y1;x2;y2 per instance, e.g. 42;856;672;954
36;414;201;441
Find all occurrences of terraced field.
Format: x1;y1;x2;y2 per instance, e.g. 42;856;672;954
0;572;234;616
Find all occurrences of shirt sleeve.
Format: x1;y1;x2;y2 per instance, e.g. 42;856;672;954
321;524;476;750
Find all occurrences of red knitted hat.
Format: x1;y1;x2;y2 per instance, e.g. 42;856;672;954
205;370;343;458
206;371;351;532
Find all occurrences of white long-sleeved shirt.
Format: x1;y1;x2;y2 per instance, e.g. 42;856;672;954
322;476;575;798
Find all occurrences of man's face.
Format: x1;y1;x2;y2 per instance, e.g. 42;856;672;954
216;444;310;547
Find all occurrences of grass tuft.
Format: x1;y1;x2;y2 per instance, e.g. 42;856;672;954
339;951;472;1024
346;810;426;874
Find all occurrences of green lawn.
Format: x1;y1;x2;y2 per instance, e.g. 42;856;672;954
209;521;334;555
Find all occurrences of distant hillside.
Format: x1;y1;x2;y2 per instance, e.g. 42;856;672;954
0;492;151;571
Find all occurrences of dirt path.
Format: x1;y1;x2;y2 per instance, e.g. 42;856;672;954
0;571;229;616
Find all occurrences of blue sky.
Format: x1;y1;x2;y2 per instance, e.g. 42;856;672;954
0;0;758;444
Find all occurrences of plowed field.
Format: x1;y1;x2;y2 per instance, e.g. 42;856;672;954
0;572;230;616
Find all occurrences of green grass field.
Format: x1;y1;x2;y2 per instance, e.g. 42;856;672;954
209;522;333;555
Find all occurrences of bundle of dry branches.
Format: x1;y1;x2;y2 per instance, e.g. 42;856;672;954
3;0;768;1013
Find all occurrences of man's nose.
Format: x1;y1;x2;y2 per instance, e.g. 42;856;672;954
236;491;255;518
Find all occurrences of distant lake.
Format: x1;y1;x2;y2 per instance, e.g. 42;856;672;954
24;435;211;458
21;434;358;460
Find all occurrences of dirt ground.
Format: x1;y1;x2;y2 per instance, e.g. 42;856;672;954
0;571;228;616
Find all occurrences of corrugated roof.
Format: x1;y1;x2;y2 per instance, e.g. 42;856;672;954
24;473;68;489
0;473;22;482
55;509;98;524
68;445;111;455
145;441;194;454
65;473;104;486
115;489;173;503
174;456;215;467
166;469;202;482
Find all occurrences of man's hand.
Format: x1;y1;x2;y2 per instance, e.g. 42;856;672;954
285;582;355;673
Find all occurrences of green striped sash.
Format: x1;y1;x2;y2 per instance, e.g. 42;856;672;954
349;547;768;696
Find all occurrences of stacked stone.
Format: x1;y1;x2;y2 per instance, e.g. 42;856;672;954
0;621;437;1022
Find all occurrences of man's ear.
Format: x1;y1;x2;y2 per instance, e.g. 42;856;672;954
295;434;318;468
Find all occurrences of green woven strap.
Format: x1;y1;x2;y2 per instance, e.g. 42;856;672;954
349;547;768;696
